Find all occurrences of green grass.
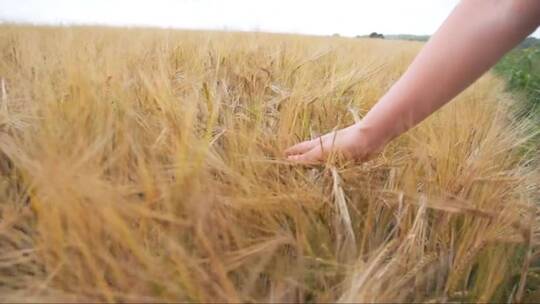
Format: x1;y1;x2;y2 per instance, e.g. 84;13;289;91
494;40;540;118
494;39;540;150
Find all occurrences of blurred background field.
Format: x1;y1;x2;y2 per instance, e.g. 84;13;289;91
0;25;538;303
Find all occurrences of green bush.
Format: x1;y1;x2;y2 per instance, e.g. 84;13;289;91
494;44;540;117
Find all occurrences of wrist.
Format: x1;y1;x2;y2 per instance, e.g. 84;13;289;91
352;123;387;158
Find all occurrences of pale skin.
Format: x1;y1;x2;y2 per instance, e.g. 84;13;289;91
284;0;540;164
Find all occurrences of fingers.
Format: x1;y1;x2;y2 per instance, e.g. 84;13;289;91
283;138;317;156
287;146;323;164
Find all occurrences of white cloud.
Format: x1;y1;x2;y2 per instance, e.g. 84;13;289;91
0;0;538;38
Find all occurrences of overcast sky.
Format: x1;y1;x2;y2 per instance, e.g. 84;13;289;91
1;0;539;38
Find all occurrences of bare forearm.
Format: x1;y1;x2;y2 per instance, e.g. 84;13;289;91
284;0;540;164
359;0;540;149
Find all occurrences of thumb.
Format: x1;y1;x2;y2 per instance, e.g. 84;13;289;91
287;146;324;164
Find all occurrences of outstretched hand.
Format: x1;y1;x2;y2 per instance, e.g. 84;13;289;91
284;124;376;164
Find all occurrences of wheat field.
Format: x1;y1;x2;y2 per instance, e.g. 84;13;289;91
0;25;538;303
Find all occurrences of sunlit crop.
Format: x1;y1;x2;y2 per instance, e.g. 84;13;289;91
0;25;538;302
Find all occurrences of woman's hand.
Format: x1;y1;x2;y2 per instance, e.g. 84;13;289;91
284;123;377;164
285;0;540;166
